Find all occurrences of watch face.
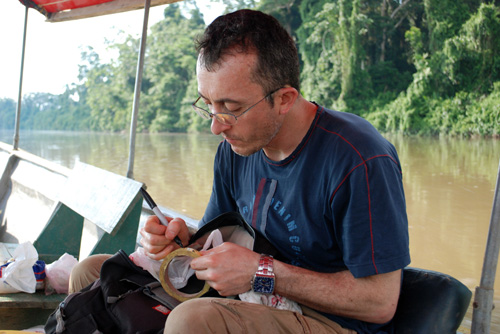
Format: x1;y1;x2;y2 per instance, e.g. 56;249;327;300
253;275;275;294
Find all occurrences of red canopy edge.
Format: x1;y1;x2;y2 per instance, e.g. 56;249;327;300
24;0;113;14
18;0;182;22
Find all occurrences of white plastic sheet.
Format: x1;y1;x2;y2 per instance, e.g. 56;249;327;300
0;242;38;293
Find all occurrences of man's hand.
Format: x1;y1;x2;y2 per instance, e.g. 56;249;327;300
190;242;260;296
139;216;191;260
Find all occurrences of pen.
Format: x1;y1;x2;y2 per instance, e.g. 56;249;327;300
140;187;184;248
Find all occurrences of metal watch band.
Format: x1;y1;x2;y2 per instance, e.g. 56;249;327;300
250;254;275;292
256;254;274;275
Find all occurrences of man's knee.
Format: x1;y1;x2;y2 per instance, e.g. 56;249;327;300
68;254;111;293
164;298;225;333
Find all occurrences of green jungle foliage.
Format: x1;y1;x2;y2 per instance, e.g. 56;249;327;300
0;0;498;136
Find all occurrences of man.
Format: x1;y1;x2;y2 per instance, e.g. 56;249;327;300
72;9;410;334
140;9;409;334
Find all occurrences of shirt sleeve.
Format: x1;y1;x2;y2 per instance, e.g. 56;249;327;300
332;155;411;278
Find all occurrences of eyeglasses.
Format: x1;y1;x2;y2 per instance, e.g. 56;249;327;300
191;88;281;126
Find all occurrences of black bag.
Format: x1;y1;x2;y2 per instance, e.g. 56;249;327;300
45;249;180;334
45;212;282;334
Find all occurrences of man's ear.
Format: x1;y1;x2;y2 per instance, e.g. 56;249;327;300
277;87;299;115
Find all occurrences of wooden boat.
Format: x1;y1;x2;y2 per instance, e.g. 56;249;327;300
3;0;198;250
0;139;196;329
0;140;197;255
2;1;499;333
1;3;193;329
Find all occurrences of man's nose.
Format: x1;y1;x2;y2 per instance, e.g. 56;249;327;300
211;116;232;135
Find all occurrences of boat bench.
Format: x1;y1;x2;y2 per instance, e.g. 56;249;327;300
0;152;144;329
394;267;472;333
32;161;144;262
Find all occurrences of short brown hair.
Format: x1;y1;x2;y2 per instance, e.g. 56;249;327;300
196;9;300;95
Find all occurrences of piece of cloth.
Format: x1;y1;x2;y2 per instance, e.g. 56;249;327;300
164;297;357;334
200;104;411;333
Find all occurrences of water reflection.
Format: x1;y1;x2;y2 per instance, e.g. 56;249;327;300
1;130;499;332
133;133;219;217
391;135;498;281
388;135;499;332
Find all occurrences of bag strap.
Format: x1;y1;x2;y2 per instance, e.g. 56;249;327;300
190;212;286;261
190;212;255;243
143;281;182;309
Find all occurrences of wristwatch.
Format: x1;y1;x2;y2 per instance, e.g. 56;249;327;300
252;254;275;294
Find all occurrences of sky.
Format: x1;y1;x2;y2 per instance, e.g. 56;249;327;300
0;0;225;100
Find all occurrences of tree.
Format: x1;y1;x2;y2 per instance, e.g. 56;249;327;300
6;0;499;137
423;0;482;53
218;0;256;12
301;0;373;110
82;44;133;131
0;98;16;129
368;3;500;136
441;3;500;94
143;3;206;132
258;0;301;36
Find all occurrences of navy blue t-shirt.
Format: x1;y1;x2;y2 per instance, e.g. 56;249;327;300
200;105;410;333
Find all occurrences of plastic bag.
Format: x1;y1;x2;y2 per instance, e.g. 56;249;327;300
239;290;303;313
0;242;38;293
45;253;79;294
129;246;162;281
167;229;223;289
131;230;223;290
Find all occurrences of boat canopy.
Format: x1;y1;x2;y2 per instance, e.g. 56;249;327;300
18;0;181;22
14;0;183;178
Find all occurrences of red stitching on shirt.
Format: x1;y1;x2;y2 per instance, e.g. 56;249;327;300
318;127;381;274
259;104;401;274
366;154;400;168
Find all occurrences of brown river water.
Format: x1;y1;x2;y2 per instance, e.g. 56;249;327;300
1;130;499;332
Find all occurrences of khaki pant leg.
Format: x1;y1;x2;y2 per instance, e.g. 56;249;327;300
164;298;356;334
68;254;111;293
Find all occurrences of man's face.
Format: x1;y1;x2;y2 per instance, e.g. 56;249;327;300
196;52;283;157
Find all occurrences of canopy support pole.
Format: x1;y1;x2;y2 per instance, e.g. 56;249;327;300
13;6;29;150
126;0;151;179
471;157;500;334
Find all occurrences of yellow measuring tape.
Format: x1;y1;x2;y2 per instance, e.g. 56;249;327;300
159;248;210;302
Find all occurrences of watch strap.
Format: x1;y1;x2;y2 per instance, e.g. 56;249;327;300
256;254;274;275
251;254;275;294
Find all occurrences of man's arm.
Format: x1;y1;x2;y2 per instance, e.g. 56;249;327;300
190;242;401;324
275;259;401;324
